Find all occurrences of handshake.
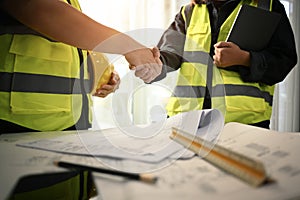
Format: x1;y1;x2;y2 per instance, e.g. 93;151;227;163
93;47;162;98
125;46;162;83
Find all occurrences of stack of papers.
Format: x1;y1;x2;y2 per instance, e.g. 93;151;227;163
17;109;224;164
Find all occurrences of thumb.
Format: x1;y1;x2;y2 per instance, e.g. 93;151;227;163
129;64;136;70
152;47;160;58
214;41;230;48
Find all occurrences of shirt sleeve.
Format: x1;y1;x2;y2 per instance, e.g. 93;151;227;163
151;6;188;82
239;0;297;85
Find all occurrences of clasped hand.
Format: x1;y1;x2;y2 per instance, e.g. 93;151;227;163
94;47;161;97
213;41;250;68
125;47;162;83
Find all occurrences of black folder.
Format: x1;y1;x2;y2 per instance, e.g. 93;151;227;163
226;4;281;51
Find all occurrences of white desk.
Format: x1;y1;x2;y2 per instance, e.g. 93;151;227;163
1;123;300;200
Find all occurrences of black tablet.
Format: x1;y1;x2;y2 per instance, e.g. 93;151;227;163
226;4;282;51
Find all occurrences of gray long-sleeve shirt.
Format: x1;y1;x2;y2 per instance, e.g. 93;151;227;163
154;0;297;86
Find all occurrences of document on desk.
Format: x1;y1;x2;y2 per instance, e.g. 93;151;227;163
17;109;224;163
111;123;300;200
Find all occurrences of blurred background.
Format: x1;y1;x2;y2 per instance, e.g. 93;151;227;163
78;0;300;132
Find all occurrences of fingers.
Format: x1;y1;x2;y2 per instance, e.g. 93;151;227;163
130;47;162;83
129;64;136;70
133;61;162;83
213;55;222;67
125;46;162;83
153;48;163;75
134;64;153;83
152;46;160;58
94;85;113;98
213;49;228;67
109;71;120;85
213;41;230;67
94;71;120;98
213;41;244;67
213;46;223;66
214;41;230;48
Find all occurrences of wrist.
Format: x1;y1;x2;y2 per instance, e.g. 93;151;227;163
240;50;251;67
124;47;151;62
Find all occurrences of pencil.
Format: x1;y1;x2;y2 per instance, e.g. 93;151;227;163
53;161;158;184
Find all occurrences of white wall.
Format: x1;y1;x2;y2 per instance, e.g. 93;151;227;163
79;0;299;132
79;0;189;129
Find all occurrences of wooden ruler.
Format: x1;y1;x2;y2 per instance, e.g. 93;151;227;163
170;127;273;187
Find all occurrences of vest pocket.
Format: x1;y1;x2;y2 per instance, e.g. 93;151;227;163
225;96;269;124
9;35;73;76
226;96;266;112
10;92;72;114
186;23;210;51
8;35;75;114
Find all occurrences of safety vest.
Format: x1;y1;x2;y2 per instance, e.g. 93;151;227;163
166;0;275;124
0;0;92;131
8;171;92;200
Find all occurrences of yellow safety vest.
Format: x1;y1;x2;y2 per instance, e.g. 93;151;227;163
0;0;92;131
8;171;94;200
166;0;274;124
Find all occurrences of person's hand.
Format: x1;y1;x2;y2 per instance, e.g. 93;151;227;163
213;41;250;68
152;46;161;62
94;71;120;98
125;47;162;83
132;47;162;83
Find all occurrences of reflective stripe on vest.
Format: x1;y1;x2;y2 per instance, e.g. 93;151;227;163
172;84;273;106
0;72;90;94
166;0;275;124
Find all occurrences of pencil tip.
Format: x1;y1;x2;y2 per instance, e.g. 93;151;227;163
140;174;158;184
53;160;59;166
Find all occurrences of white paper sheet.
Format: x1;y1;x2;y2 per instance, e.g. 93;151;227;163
94;123;300;200
17;110;221;163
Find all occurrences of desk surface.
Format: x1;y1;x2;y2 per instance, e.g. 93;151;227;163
1;123;300;200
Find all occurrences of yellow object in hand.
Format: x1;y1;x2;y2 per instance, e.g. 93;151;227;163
96;63;114;89
88;51;114;95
